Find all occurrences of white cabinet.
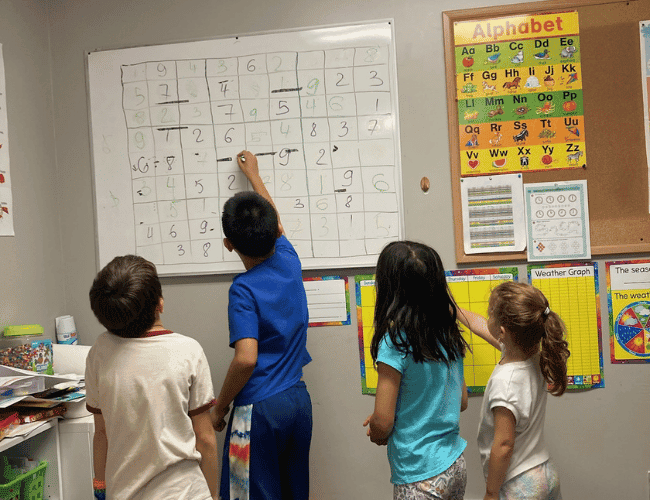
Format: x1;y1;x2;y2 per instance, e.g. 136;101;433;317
0;419;63;499
58;416;94;499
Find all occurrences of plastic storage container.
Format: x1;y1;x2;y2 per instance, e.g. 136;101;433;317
0;457;47;500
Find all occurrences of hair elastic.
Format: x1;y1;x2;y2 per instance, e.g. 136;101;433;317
543;306;551;317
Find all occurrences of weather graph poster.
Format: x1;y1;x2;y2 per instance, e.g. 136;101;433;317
453;11;586;176
606;260;650;364
529;262;604;389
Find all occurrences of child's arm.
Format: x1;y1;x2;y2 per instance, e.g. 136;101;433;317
213;338;258;432
191;409;219;499
484;406;516;500
456;306;500;350
363;362;401;446
92;413;108;499
461;380;468;412
237;150;284;235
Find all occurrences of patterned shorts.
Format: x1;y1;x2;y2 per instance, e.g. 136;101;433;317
500;460;562;500
393;454;467;500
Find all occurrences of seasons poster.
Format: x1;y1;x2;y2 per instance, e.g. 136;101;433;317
453;12;586;176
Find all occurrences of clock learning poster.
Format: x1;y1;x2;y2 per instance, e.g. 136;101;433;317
453;11;586;176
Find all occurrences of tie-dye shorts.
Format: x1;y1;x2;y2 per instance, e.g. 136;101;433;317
500;460;562;500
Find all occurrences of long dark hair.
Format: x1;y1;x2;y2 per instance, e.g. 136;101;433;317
489;281;570;396
369;241;468;364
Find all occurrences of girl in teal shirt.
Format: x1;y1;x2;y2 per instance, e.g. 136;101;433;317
364;241;499;500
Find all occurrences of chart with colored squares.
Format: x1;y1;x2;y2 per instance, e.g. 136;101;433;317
606;260;650;364
447;268;517;393
454;11;586;176
529;262;604;389
356;269;515;395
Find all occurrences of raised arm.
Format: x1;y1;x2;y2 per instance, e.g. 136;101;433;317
456;306;500;350
237;150;284;235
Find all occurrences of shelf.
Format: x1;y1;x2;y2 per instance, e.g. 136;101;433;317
0;419;57;453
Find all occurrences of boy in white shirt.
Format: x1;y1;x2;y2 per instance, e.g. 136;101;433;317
86;255;219;500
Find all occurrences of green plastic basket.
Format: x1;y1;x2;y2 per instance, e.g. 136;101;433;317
0;457;47;500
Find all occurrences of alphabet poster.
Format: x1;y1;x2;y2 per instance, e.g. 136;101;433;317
606;260;650;363
87;22;403;276
453;11;586;176
529;262;604;389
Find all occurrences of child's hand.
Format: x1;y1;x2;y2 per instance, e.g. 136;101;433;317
237;150;259;179
363;414;388;446
214;418;227;432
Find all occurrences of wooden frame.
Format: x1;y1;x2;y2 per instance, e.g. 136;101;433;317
443;0;647;264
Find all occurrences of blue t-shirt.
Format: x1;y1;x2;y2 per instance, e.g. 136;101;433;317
377;335;466;484
229;235;312;406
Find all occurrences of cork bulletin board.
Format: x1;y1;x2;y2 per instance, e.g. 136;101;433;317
444;0;649;264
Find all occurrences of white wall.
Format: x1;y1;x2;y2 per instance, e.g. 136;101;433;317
0;0;641;498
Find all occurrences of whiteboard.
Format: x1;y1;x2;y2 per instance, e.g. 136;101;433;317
87;21;403;276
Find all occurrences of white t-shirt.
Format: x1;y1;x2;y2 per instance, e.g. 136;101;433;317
477;353;550;482
85;331;215;500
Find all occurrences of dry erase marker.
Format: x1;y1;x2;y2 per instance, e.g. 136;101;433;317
239;154;246;162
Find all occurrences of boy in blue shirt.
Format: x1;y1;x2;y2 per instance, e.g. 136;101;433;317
213;150;312;500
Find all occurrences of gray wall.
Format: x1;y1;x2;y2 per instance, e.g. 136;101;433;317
0;0;646;498
0;1;64;340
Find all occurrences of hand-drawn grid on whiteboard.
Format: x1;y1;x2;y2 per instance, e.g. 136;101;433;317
529;262;604;389
356;269;516;395
447;268;517;393
86;22;403;276
606;259;650;364
304;276;350;327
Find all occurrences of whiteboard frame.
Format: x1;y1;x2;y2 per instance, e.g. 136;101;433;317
85;19;404;276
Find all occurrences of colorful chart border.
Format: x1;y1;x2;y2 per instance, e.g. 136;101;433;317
355;274;376;395
528;261;604;390
305;276;351;327
606;259;650;364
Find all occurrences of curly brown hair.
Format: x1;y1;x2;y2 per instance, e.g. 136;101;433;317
489;281;570;396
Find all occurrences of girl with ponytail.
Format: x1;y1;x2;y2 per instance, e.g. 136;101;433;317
477;281;570;500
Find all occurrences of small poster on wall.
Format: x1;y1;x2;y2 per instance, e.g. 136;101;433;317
453;11;585;176
606;260;650;363
0;44;13;237
639;21;650;211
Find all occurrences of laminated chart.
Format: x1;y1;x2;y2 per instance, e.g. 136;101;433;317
304;276;350;327
529;262;604;389
640;21;650;211
87;22;403;276
447;268;517;392
356;275;377;394
356;269;516;395
453;11;586;176
606;260;650;363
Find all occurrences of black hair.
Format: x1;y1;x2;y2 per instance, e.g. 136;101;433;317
370;241;468;364
222;192;278;258
88;255;162;339
489;281;570;396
